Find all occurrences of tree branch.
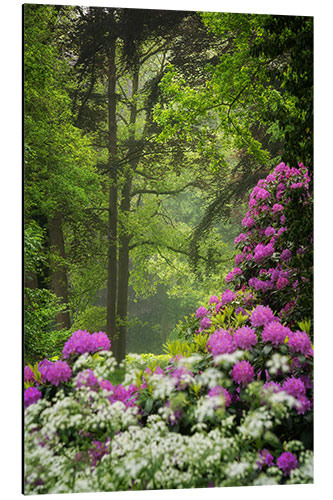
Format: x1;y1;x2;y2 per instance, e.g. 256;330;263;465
131;181;200;198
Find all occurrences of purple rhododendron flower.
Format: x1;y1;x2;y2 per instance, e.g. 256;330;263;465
200;317;212;330
272;203;284;213
208;386;231;407
277;226;288;238
215;302;223;313
276;276;289;289
207;329;236;357
234;233;247;245
75;369;99;390
280;249;292;262
250;305;276;327
41;360;72;386
90;331;111;352
63;330;110;358
241;216;255;228
282;376;306;399
195;306;208;319
221;289;236;306
231;360;255;387
266;174;276;183
99;379;138;407
62;329;93;358
209;295;219;305
89;438;110;467
24;365;36;384
24;387;42;408
251;186;271;200
288;331;313;356
257;449;274;469
262;321;291;346
295;395;312;415
277;452;298;476
235;254;243;265
264;226;275;237
254;243;274;263
233;326;258;351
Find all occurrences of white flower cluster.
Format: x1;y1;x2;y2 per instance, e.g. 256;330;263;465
238;407;273;439
266;352;290;375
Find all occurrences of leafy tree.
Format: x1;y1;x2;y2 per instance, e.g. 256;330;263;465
154;12;313;271
24;4;102;331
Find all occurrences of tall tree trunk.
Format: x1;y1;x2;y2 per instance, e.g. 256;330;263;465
49;213;70;329
117;179;131;361
116;69;139;361
106;39;119;358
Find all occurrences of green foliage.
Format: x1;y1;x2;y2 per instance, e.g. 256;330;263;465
24;287;71;363
24;221;71;363
71;306;107;334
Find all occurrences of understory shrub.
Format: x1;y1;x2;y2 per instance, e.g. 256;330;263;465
24;162;313;493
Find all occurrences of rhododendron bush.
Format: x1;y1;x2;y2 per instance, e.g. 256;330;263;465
24;163;313;493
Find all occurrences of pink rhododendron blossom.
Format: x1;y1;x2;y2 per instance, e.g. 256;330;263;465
200;317;212;330
262;321;291;346
250;305;275;327
90;331;111;352
276;276;289;289
231;360;255;386
272;203;284;213
241;216;255;228
257;449;274;469
264;226;275;237
41;360;72;386
24;366;36;384
221;289;236;306
25;387;42;407
280;249;292;262
233;326;258;350
209;295;219;305
282;376;306;399
207;329;236;357
254;243;274;263
75;369;99;390
195;306;208;319
288;331;313;356
234;233;247;245
277;452;298;476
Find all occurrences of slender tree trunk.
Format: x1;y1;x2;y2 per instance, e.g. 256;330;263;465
48;213;70;329
106;39;119;358
117;179;131;361
116;69;139;361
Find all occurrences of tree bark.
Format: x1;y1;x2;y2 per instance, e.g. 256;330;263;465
48;213;70;329
106;38;119;357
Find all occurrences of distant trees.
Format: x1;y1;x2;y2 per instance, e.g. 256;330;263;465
69;7;235;361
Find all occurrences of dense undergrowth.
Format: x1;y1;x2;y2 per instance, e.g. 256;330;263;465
24;163;313;493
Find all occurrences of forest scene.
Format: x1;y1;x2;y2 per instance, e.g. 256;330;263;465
23;3;313;494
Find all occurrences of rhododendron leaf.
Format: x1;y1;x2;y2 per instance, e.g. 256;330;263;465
297;319;311;335
263;345;273;356
144;398;153;413
264;431;281;450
